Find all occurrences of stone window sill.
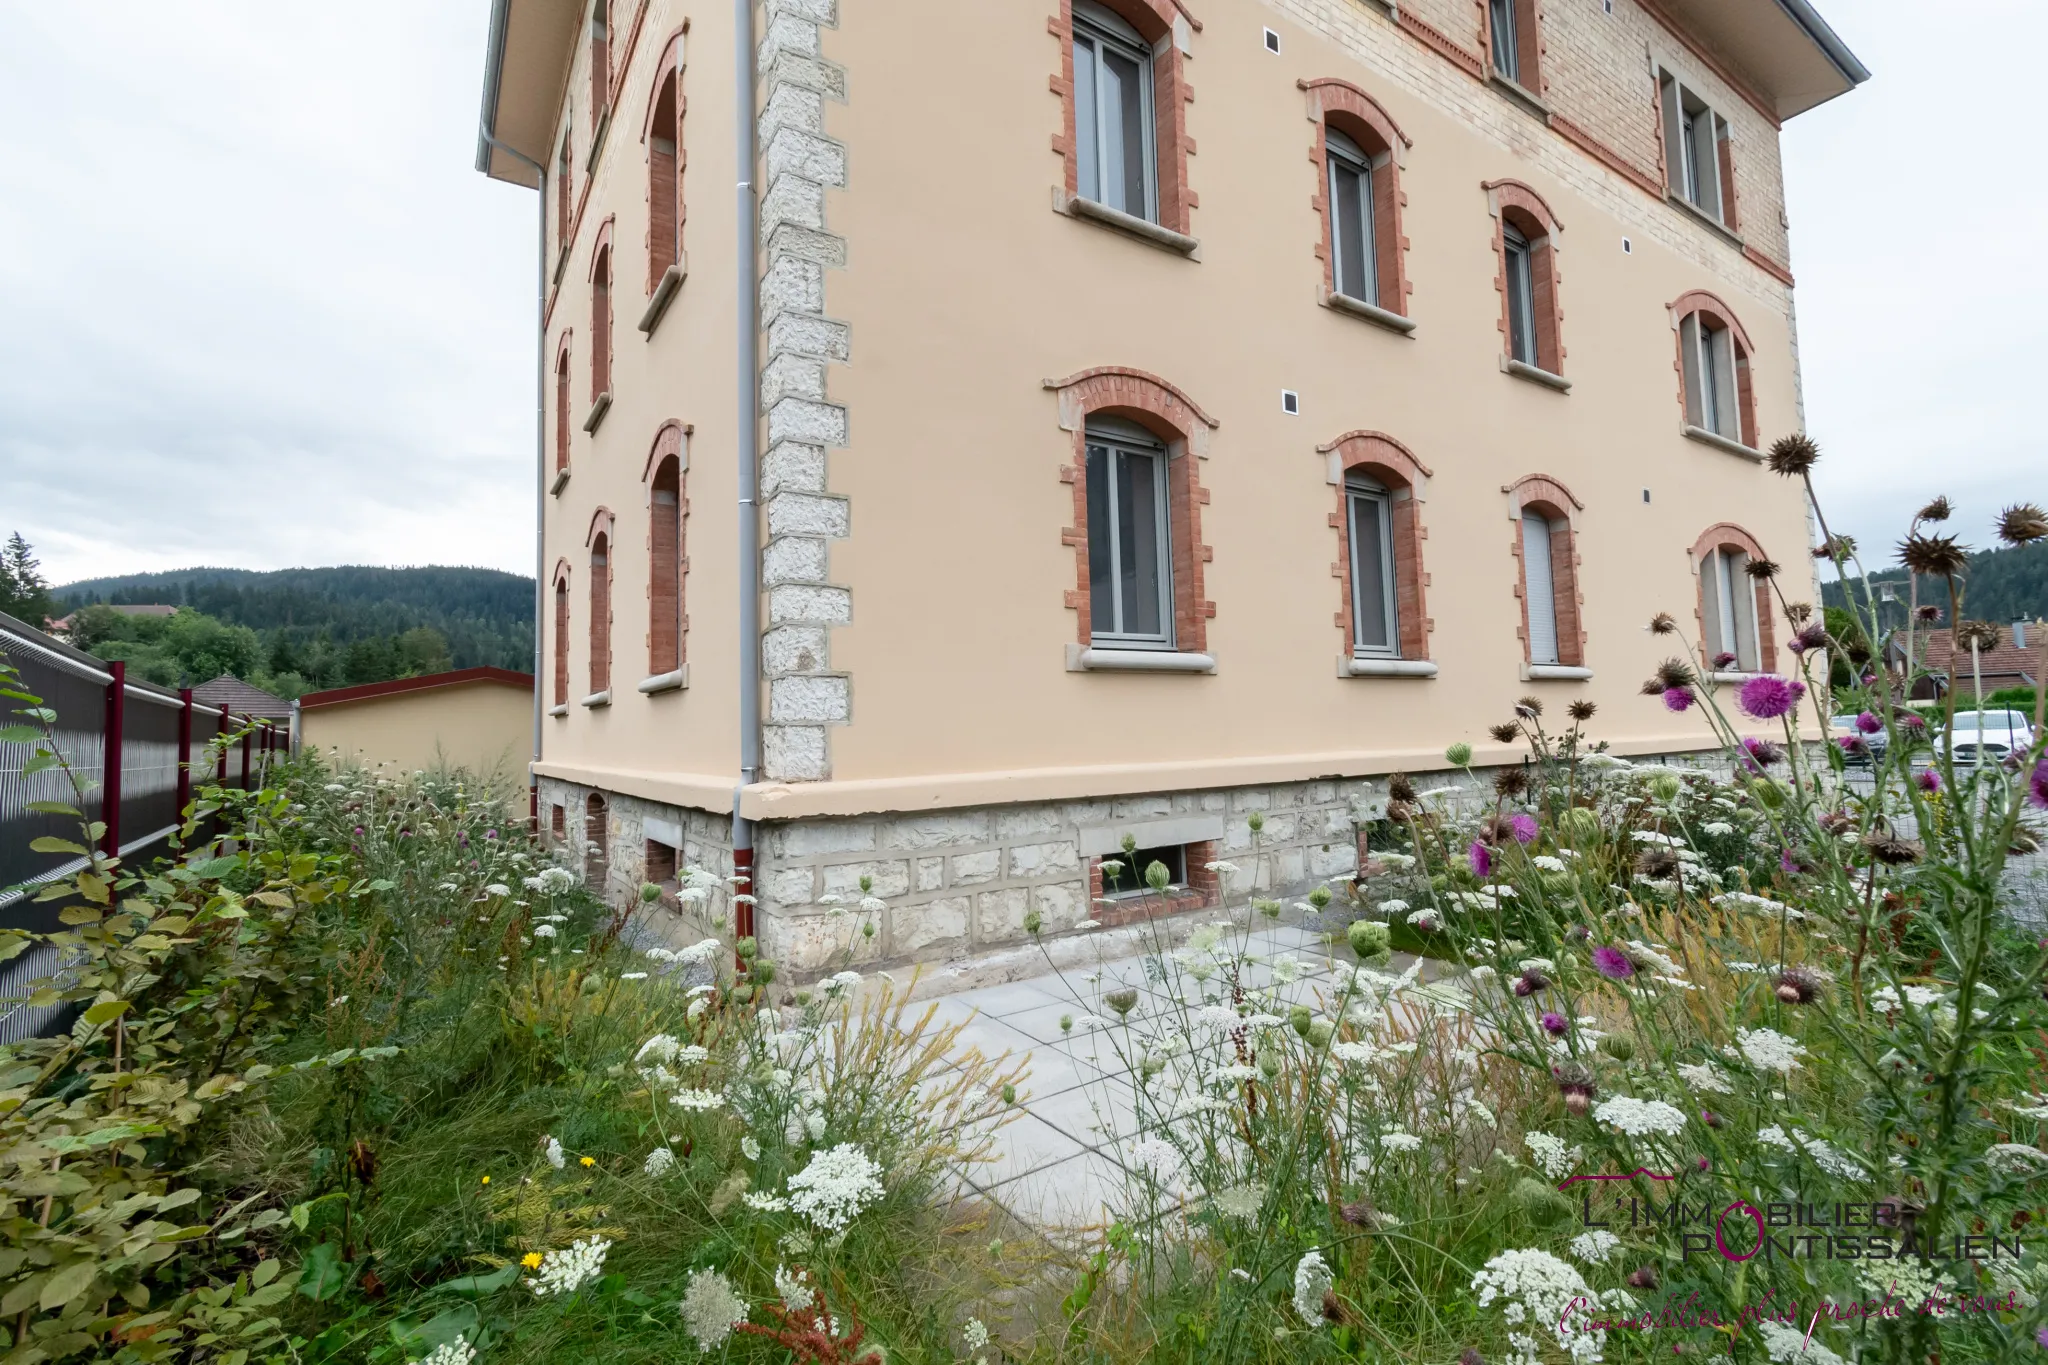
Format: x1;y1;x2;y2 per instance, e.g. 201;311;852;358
1502;356;1571;392
548;703;570;718
637;667;688;695
1666;189;1743;247
1323;290;1417;336
638;260;686;335
1487;71;1551;120
550;467;570;496
1067;644;1216;674
584;109;611;175
1709;671;1763;684
1058;191;1200;259
1523;663;1592;681
1683;424;1761;462
582;392;612;434
1341;656;1438;679
552;244;572;290
580;690;612;708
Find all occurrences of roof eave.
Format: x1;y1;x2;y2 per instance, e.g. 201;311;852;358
1777;0;1872;90
473;0;514;175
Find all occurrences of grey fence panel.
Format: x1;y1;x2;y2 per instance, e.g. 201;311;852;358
123;685;185;845
0;624;108;921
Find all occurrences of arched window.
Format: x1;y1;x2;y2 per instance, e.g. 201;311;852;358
643;36;686;323
1321;431;1433;673
553;334;572;485
589;233;613;411
1301;80;1412;325
1671;291;1758;451
588;527;612;697
1506;475;1585;673
1486;181;1564;381
584;791;608;885
1046;367;1218;667
646;424;687;684
551;564;571;709
1057;0;1195;236
588;1;611;126
1691;524;1776;674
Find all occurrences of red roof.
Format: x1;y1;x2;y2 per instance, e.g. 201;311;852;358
298;667;534;710
1919;629;2041;684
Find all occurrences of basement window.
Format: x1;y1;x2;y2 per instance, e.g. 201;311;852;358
1101;843;1187;896
645;838;678;888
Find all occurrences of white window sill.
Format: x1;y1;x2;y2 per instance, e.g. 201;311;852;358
1487;71;1551;119
1683;424;1761;462
638;260;687;335
552;245;572;290
637;667;688;695
550;467;570;496
1665;189;1743;246
548;703;570;718
1323;290;1417;336
1067;644;1216;674
1502;356;1571;392
581;690;612;708
1341;657;1438;679
1709;671;1764;684
1058;190;1200;258
584;109;612;175
582;392;612;434
1523;663;1592;681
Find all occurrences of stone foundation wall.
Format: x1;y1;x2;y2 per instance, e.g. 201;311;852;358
534;776;734;951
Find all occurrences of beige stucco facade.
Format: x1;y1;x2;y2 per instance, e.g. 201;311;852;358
299;673;535;791
479;0;1863;972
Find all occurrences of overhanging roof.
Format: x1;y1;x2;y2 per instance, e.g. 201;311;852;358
300;668;535;711
475;0;580;187
1657;0;1869;120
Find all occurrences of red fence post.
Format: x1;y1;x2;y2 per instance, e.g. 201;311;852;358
102;661;126;859
240;717;252;789
175;687;193;831
217;706;229;785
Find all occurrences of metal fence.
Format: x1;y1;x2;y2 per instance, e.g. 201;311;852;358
1;610;286;1039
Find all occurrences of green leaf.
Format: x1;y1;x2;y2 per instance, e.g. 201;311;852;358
81;999;130;1026
427;1262;519;1298
21;751;59;775
193;856;241;879
251;1259;281;1288
296;1242;349;1302
0;725;41;743
29;836;89;856
38;1258;98;1311
24;800;81;816
366;879;397;893
390;1304;479;1356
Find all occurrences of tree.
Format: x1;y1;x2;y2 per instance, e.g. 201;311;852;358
0;532;53;626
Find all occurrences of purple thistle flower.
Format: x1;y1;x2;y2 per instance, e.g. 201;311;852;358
2037;1324;2048;1350
1469;841;1493;878
1508;812;1539;845
485;828;499;840
1917;769;1942;794
1837;735;1868;757
1711;651;1738;671
2031;759;2048;811
1737;674;1801;721
1540;1011;1568;1036
1855;711;1883;734
1740;737;1784;771
1591;946;1635;980
1662;686;1696;713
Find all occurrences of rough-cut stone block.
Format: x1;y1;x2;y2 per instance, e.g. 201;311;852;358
894;896;968;955
763;52;847;102
766;492;850;539
1271;848;1307;886
760;175;825;233
767;128;848;188
768;397;848;449
764;724;828;781
1231;788;1274;812
761;255;824;314
762;865;817;907
761;441;827;497
822;859;912;898
762;353;827;407
1199;793;1228;812
762;910;878;973
759;13;820;66
770;675;850;724
1031;881;1086;931
769;819;875;858
767;310;850;361
994;806;1066;842
761;83;824;143
766;0;836;25
765;224;848;271
949;850;1001;885
762;624;829;676
880;812;994;850
1110;795;1173;820
769;583;851;626
975;887;1031;941
763;535;830;587
1007;840;1080;879
914;857;944;892
1310;843;1360;879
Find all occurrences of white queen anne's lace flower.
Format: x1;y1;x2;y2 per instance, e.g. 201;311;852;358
1291;1248;1333;1324
543;1136;565;1170
407;1337;477;1365
1568;1229;1621;1264
1675;1061;1733;1094
670;1089;726;1111
1126;1135;1184;1182
1756;1319;1847;1364
643;1146;676;1177
786;1143;885;1232
1378;1131;1423;1152
1591;1096;1687;1138
1986;1143;2048;1175
1471;1247;1608;1364
526;1237;611;1297
775;1263;815;1312
679;1268;748;1352
1523;1132;1581;1181
1736;1027;1807;1074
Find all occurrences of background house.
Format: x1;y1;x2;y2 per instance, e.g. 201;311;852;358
295;667;533;789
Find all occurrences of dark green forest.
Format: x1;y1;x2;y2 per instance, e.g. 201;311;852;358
1820;540;2048;626
52;564;535;700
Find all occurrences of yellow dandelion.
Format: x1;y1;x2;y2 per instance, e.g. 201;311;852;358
479;1175;491;1186
521;1252;543;1270
580;1156;596;1168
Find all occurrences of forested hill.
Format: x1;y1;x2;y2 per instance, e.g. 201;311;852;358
55;566;535;672
1821;541;2048;624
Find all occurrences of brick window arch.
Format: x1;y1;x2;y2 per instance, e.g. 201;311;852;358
1484;179;1564;378
589;219;614;411
1690;522;1776;674
1300;79;1411;319
587;509;615;697
1051;0;1198;235
643;31;686;301
1504;474;1584;669
1320;431;1432;661
551;561;572;709
553;332;573;484
1670;290;1758;449
1045;367;1217;655
644;421;688;681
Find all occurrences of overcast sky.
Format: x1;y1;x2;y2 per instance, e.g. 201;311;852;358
0;2;2034;588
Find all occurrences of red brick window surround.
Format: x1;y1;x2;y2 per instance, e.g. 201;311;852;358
644;34;686;294
644;422;688;679
589;220;614;405
1320;431;1432;662
1690;523;1776;674
551;562;572;708
1484;0;1544;95
1300;79;1411;318
1046;367;1217;655
1484;179;1564;378
1087;838;1220;928
587;509;615;697
589;0;612;130
1670;290;1758;450
1051;0;1199;235
1504;474;1585;670
553;333;573;480
556;133;574;256
1658;71;1738;232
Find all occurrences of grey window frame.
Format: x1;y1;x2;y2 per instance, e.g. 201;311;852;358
1489;0;1519;83
1072;1;1160;224
1325;126;1378;307
1701;547;1760;671
1521;511;1560;666
1085;418;1175;650
1503;223;1538;366
1346;473;1401;659
1680;312;1741;440
1660;73;1729;223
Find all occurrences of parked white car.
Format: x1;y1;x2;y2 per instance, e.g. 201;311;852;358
1933;709;2036;764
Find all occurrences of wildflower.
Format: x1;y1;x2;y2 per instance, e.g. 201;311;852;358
533;924;559;939
1756;1319;1846;1364
526;1236;611;1297
1212;1183;1266;1220
1986;1144;2048;1175
1737;674;1803;720
544;1136;565;1170
643;1146;676;1177
1291;1249;1334;1325
963;1317;991;1352
1567;699;1596;721
1741;737;1784;769
1490;723;1523;745
679;1268;748;1353
1663;686;1696;712
1592;1096;1687;1138
409;1338;478;1365
1524;1131;1581;1180
1470;1248;1603;1365
1508;812;1538;844
1379;1131;1423;1153
579;1155;596;1169
671;1089;726;1111
1676;1062;1732;1094
480;1175;490;1186
1539;1011;1568;1037
1736;1027;1807;1073
1649;612;1677;635
1568;1230;1621;1265
787;1143;885;1232
1554;1062;1597;1117
1765;433;1820;477
1918;768;1943;794
1900;533;1969;578
775;1264;815;1313
1591;946;1634;980
743;1191;790;1212
521;1252;543;1269
2000;503;2048;546
1469;842;1493;878
1446;741;1473;766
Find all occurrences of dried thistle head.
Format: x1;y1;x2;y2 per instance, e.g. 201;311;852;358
1862;834;1924;867
1813;535;1857;561
1765;433;1821;477
1626;1266;1660;1292
1635;847;1680;880
1489;722;1522;745
1999;503;2048;547
1568;699;1596;721
1899;533;1969;578
1955;620;2003;653
1387;771;1417;804
1744;558;1781;581
1784;601;1814;626
1492;768;1530;800
1916;496;1953;524
1649;612;1677;636
1516;695;1544;718
1774;966;1823;1005
1639;678;1664;697
1915;603;1942;624
1655;658;1697;690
